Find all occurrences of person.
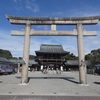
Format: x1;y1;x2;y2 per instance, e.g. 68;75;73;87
41;65;43;71
56;65;61;74
60;66;63;72
43;65;47;74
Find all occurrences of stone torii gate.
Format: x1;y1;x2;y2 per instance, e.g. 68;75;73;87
6;15;99;84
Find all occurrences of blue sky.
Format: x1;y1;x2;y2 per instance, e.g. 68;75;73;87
0;0;100;57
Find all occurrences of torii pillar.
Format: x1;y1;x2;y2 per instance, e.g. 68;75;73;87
77;23;86;84
6;15;99;84
21;23;31;83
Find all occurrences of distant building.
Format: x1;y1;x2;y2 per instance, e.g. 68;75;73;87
0;57;12;65
35;44;68;70
7;44;92;72
64;60;92;71
0;57;14;74
35;44;92;71
9;59;39;72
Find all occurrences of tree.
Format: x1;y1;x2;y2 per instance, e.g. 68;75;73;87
91;49;100;64
85;48;100;64
63;52;77;60
0;49;13;59
29;55;37;60
18;57;22;59
12;57;18;59
85;53;93;60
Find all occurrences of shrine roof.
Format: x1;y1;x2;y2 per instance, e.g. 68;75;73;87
0;57;12;64
35;44;68;54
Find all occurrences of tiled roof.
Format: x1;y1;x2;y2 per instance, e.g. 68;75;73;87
65;60;91;66
9;59;38;65
0;57;8;62
36;44;67;53
0;57;12;64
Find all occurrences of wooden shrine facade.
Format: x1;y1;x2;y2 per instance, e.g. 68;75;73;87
35;44;68;67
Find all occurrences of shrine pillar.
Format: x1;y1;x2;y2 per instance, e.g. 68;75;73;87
77;23;87;84
21;23;31;83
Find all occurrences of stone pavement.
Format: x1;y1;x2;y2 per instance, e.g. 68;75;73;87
0;95;100;100
0;71;100;96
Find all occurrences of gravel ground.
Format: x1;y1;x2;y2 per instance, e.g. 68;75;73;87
0;71;100;96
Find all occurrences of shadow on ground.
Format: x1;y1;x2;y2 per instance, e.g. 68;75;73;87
94;82;100;85
16;76;79;84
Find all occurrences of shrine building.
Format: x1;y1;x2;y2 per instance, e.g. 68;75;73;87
35;44;68;69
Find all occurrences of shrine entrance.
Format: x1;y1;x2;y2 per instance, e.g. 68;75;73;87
6;15;99;84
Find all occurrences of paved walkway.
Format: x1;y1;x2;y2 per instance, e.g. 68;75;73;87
0;71;100;96
0;95;100;100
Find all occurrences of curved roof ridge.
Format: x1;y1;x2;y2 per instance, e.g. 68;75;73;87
41;44;62;46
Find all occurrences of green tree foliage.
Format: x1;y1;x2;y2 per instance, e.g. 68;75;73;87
85;53;93;60
29;55;37;60
85;49;100;64
18;57;22;59
0;49;13;59
17;55;37;60
63;52;77;60
91;49;100;64
13;55;37;60
12;57;18;59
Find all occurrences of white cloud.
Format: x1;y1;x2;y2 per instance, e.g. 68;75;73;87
30;36;78;55
0;30;24;57
52;2;100;18
0;28;99;57
30;36;55;55
93;41;100;45
13;0;39;13
84;32;100;55
26;0;39;13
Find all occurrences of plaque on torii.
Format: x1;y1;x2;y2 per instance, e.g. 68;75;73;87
6;15;99;85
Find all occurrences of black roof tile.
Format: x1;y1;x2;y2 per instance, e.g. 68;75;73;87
36;44;67;53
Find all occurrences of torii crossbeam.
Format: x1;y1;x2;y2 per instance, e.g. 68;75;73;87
6;15;100;85
11;30;96;36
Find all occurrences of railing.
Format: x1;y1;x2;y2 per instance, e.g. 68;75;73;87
39;59;65;61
